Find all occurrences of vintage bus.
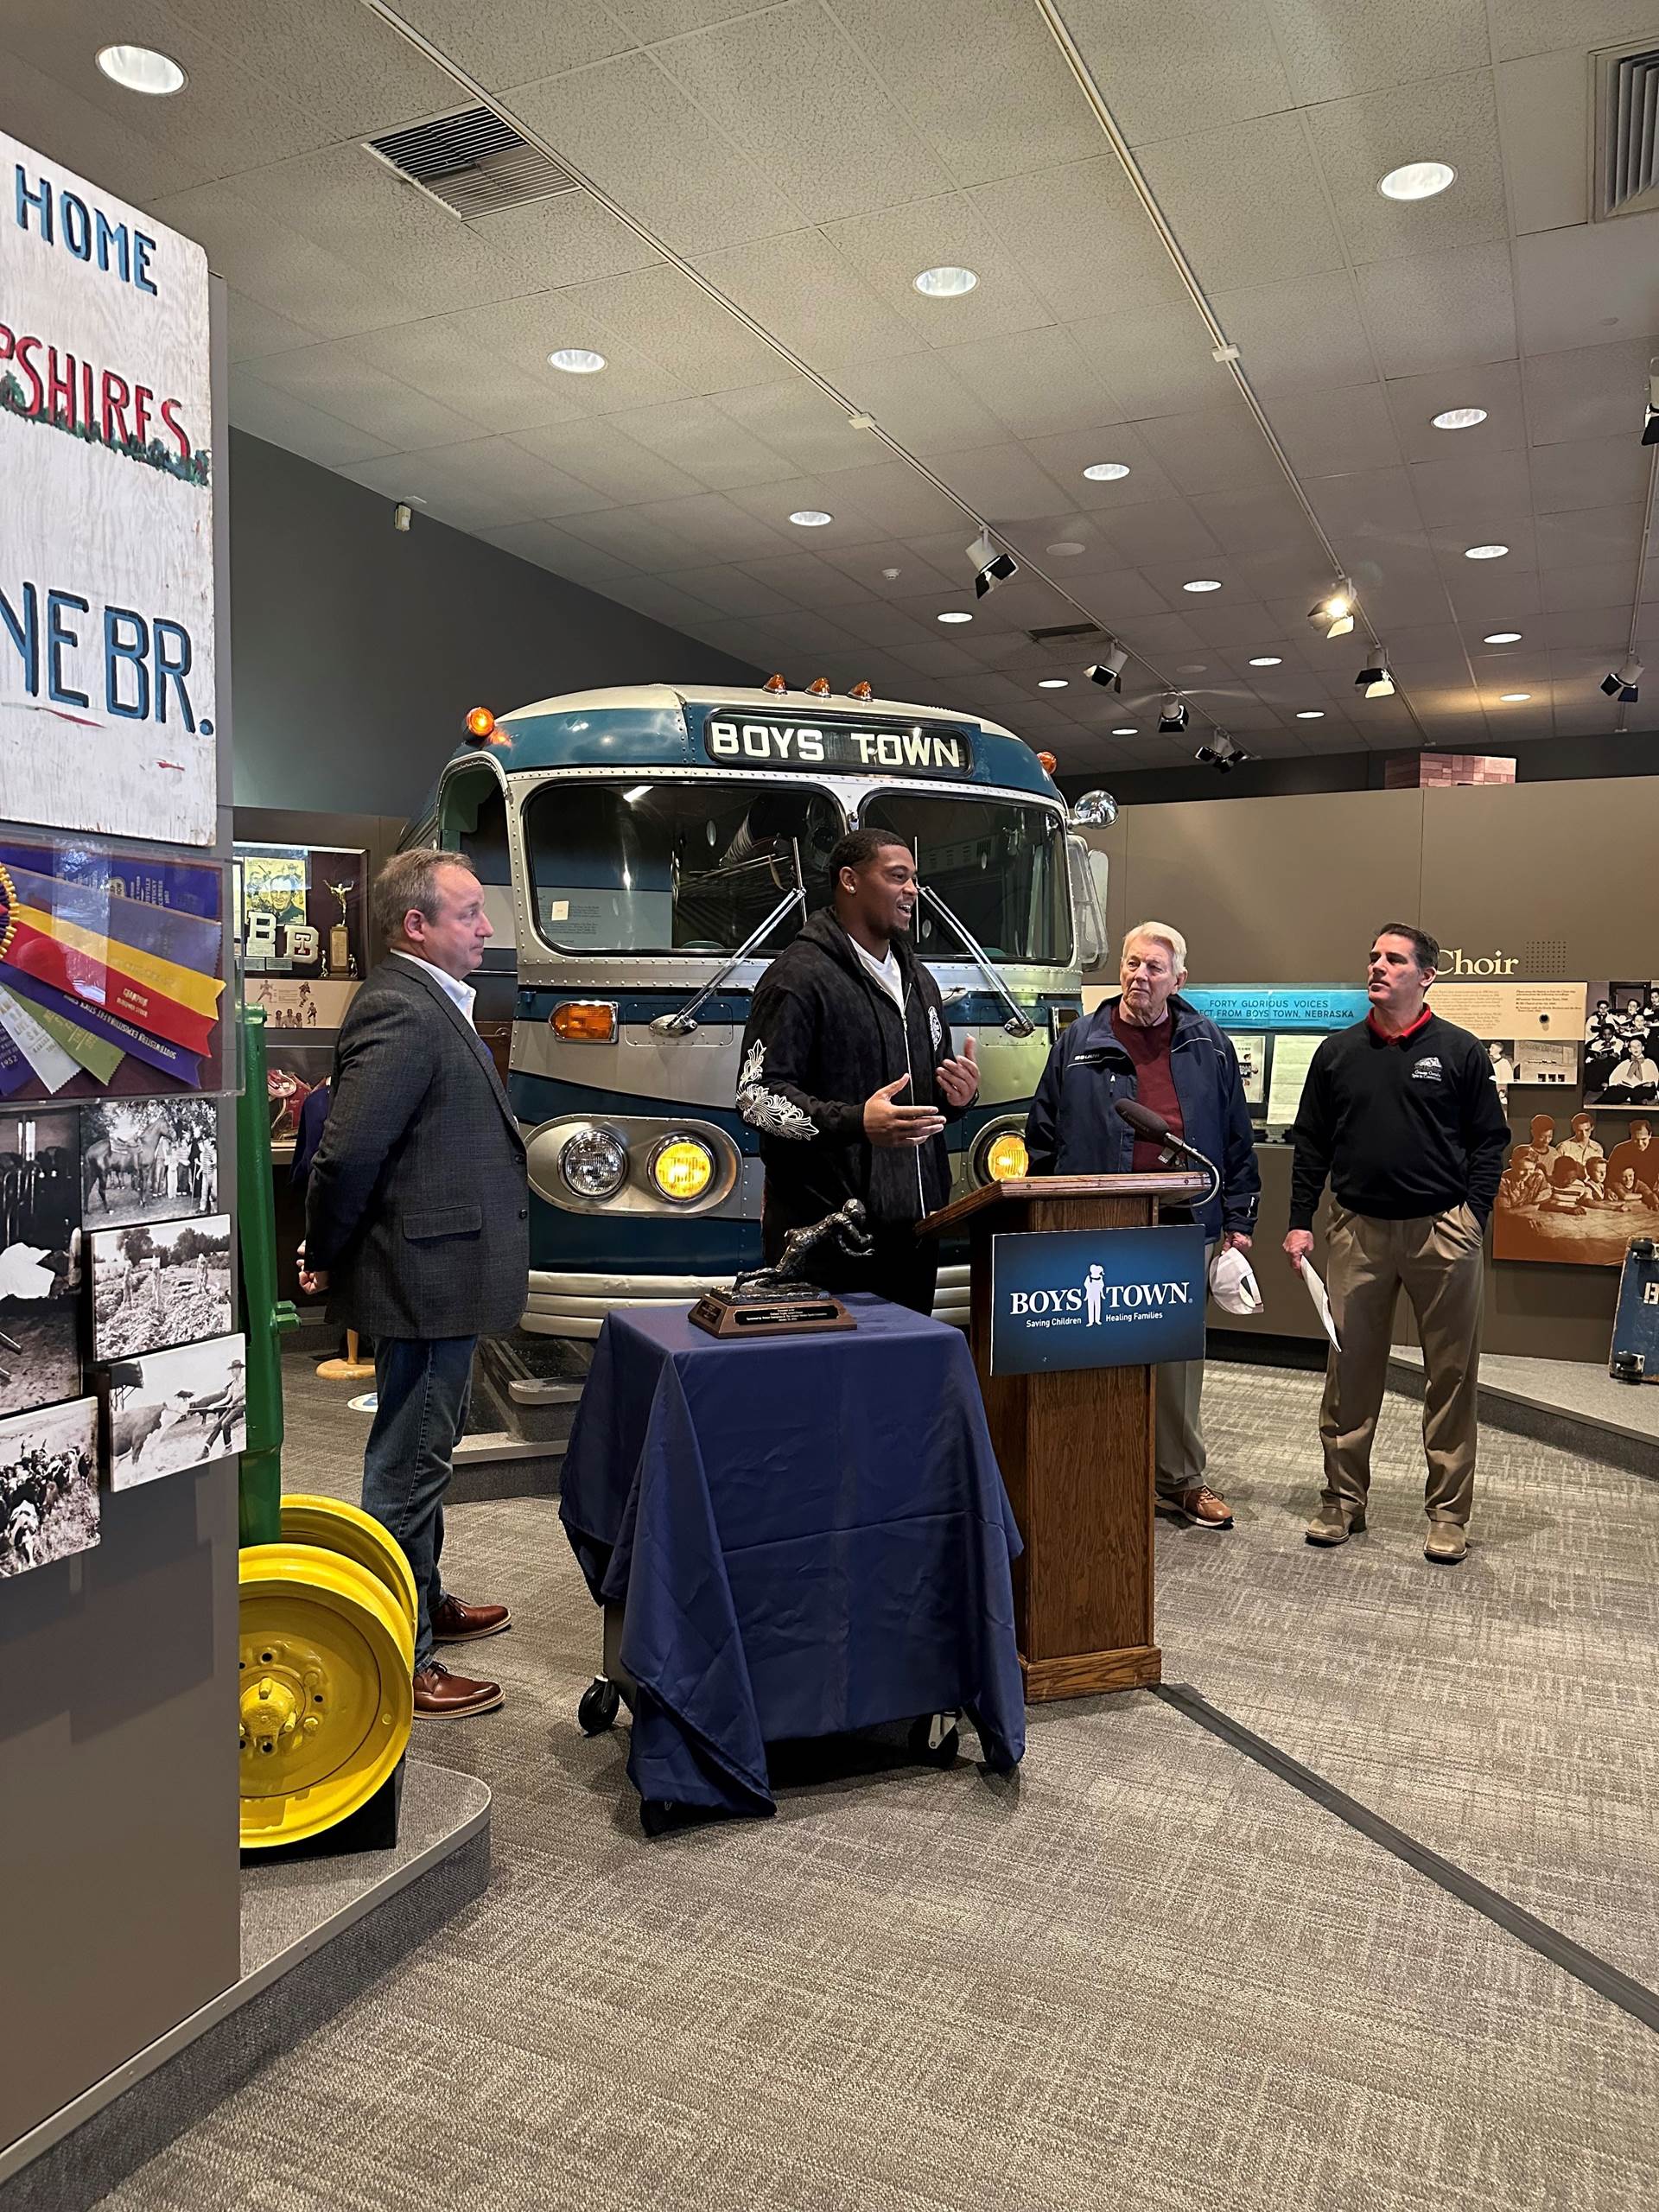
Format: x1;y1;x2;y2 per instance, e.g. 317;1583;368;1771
407;680;1109;1337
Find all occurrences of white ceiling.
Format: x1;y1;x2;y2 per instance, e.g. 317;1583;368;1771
6;0;1659;774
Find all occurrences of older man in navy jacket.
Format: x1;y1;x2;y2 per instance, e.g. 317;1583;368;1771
1025;920;1260;1529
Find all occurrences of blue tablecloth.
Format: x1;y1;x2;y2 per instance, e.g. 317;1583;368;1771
560;1295;1025;1817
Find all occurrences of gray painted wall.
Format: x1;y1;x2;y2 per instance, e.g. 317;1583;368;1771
227;429;761;818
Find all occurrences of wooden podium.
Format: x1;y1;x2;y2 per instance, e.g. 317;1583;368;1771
918;1173;1209;1701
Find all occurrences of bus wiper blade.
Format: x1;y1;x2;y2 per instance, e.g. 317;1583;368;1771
919;886;1035;1038
650;886;804;1035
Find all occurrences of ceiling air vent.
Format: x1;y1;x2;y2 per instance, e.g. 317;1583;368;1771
366;106;580;219
1027;620;1102;644
1593;44;1659;220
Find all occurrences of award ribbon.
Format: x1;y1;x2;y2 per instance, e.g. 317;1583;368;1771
6;907;220;1056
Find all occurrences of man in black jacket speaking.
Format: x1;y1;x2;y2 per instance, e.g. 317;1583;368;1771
737;829;980;1314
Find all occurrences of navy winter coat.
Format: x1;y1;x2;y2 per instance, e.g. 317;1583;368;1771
1024;994;1261;1243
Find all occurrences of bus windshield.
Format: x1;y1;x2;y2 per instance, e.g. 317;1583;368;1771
860;792;1071;967
524;780;844;954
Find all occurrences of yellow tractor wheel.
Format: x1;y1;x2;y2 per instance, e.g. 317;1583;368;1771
278;1493;418;1639
238;1542;414;1850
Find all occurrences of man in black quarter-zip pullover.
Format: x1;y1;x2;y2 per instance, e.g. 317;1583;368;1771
738;829;980;1314
1284;923;1510;1566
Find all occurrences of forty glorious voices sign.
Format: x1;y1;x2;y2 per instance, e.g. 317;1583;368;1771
0;133;215;845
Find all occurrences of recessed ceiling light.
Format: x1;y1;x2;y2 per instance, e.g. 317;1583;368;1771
1432;406;1487;431
1183;580;1222;594
1112;726;1137;735
1465;543;1509;560
1046;541;1085;556
913;265;977;296
1083;461;1130;481
937;609;973;623
1499;691;1531;702
1038;678;1069;689
97;44;187;94
547;348;605;373
880;565;901;579
1378;160;1456;201
1178;663;1208;674
1296;709;1325;720
1484;630;1522;645
788;509;832;527
1248;655;1282;667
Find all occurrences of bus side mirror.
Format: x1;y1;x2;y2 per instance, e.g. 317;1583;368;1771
1066;833;1108;972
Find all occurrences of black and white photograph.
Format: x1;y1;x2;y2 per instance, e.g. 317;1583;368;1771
1583;982;1659;1108
0;1108;83;1417
1224;1032;1267;1108
106;1333;247;1490
1494;1112;1659;1268
0;1395;99;1580
92;1215;233;1362
81;1099;219;1228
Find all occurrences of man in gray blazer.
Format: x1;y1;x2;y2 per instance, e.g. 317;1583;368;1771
301;850;528;1718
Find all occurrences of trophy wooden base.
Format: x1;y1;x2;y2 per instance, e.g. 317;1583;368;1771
688;1288;856;1338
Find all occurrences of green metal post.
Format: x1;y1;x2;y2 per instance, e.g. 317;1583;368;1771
237;1002;296;1548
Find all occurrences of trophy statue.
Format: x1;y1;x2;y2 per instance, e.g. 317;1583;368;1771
326;878;358;979
689;1199;874;1338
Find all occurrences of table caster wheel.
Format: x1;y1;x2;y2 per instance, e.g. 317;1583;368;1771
908;1714;960;1769
578;1677;620;1735
639;1798;677;1838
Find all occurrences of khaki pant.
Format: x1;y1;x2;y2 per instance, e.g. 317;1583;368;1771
1319;1205;1485;1526
1154;1240;1213;1499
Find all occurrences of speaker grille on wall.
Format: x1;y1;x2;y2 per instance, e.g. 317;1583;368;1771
1524;938;1570;976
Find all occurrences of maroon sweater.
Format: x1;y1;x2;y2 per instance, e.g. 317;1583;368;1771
1110;1006;1184;1169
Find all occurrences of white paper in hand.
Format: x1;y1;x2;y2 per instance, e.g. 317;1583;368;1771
1299;1258;1340;1350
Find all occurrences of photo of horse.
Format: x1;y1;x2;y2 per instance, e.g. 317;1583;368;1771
81;1100;219;1230
0;1396;99;1580
0;1109;83;1418
105;1334;246;1491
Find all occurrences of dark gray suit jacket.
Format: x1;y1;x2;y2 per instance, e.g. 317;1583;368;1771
305;957;528;1341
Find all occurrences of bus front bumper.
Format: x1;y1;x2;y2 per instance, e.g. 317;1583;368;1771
522;1263;971;1338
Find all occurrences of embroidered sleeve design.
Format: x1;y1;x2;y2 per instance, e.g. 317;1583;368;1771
738;1039;817;1141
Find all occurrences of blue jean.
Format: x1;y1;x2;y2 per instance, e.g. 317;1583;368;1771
362;1335;475;1669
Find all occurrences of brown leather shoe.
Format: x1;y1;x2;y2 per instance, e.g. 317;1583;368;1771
1160;1484;1234;1529
431;1593;512;1643
413;1661;503;1718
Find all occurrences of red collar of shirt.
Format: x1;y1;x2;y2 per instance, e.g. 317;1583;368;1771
1367;1005;1434;1046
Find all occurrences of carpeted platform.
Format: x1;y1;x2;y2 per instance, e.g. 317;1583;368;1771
87;1353;1659;2212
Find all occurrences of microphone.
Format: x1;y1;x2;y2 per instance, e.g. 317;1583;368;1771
1114;1099;1221;1205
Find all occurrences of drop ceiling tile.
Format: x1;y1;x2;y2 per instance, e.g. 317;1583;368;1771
968;161;1192;322
1167;595;1283;645
935;327;1125;440
1524;339;1656;445
170;0;469;142
0;37;208;204
1133;403;1288;496
1488;0;1659;64
835;356;1012;457
1382;359;1525;461
226;290;320;361
1496;50;1592;234
147;180;417;337
462;194;671;293
1187;485;1317;554
1038;565;1175;618
729;552;879;611
339;440;582;531
1114;612;1211;658
815;461;971;537
638;489;802;563
818;543;965;596
1534;502;1649;569
507;416;708;503
1275;385;1406;476
1210;271;1380;397
507;52;798;255
1263;0;1491;101
475;520;641;581
349;317;583;436
551;265;786;397
1303;71;1509;265
719;475;892;544
465;292;691;410
712;383;884;477
1408;447;1535;528
1140;112;1346;289
229;370;397;468
555;503;713;568
1354;243;1517;377
691;230;926;373
597;573;733;635
595;397;797;489
652;3;952;223
829;0;1104;187
932;444;1074;523
1059;0;1295;146
1529;435;1654;515
1514;216;1659;355
1080;497;1224;564
1068;307;1235;421
1441;560;1545;620
663;564;802;617
381;0;632;90
1530;603;1630;651
1020;426;1180;507
823;195;1058;344
242;343;486;450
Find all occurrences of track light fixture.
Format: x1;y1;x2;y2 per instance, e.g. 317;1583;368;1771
1644;363;1659;447
1085;643;1128;690
1601;655;1643;702
1356;647;1395;699
1158;695;1188;734
967;529;1018;596
1194;734;1250;775
1308;581;1356;640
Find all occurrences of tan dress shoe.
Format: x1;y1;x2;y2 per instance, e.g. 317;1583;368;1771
431;1593;512;1643
1424;1522;1468;1564
1159;1484;1234;1529
1305;1499;1367;1546
413;1661;504;1717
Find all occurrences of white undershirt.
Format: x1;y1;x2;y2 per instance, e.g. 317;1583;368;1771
391;949;476;1027
851;936;906;1011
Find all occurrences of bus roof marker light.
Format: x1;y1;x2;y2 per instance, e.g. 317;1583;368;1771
1036;751;1058;775
463;706;502;746
763;673;789;693
849;681;874;702
807;677;832;696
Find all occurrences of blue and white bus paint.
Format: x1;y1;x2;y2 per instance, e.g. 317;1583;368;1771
407;683;1109;1337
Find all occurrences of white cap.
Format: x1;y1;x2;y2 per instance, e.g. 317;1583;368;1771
1209;1243;1262;1316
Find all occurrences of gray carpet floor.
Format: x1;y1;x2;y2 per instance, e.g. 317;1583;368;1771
99;1357;1659;2211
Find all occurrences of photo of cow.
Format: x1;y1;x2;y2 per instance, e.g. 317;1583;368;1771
82;1099;219;1230
0;1396;98;1580
91;1215;233;1362
105;1334;246;1490
0;1108;83;1418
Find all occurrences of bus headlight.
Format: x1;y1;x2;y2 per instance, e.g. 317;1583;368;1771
559;1126;628;1199
648;1134;715;1205
973;1117;1029;1185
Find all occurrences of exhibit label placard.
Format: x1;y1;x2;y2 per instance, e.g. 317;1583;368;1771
989;1224;1206;1375
1430;981;1586;1039
0;130;216;845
